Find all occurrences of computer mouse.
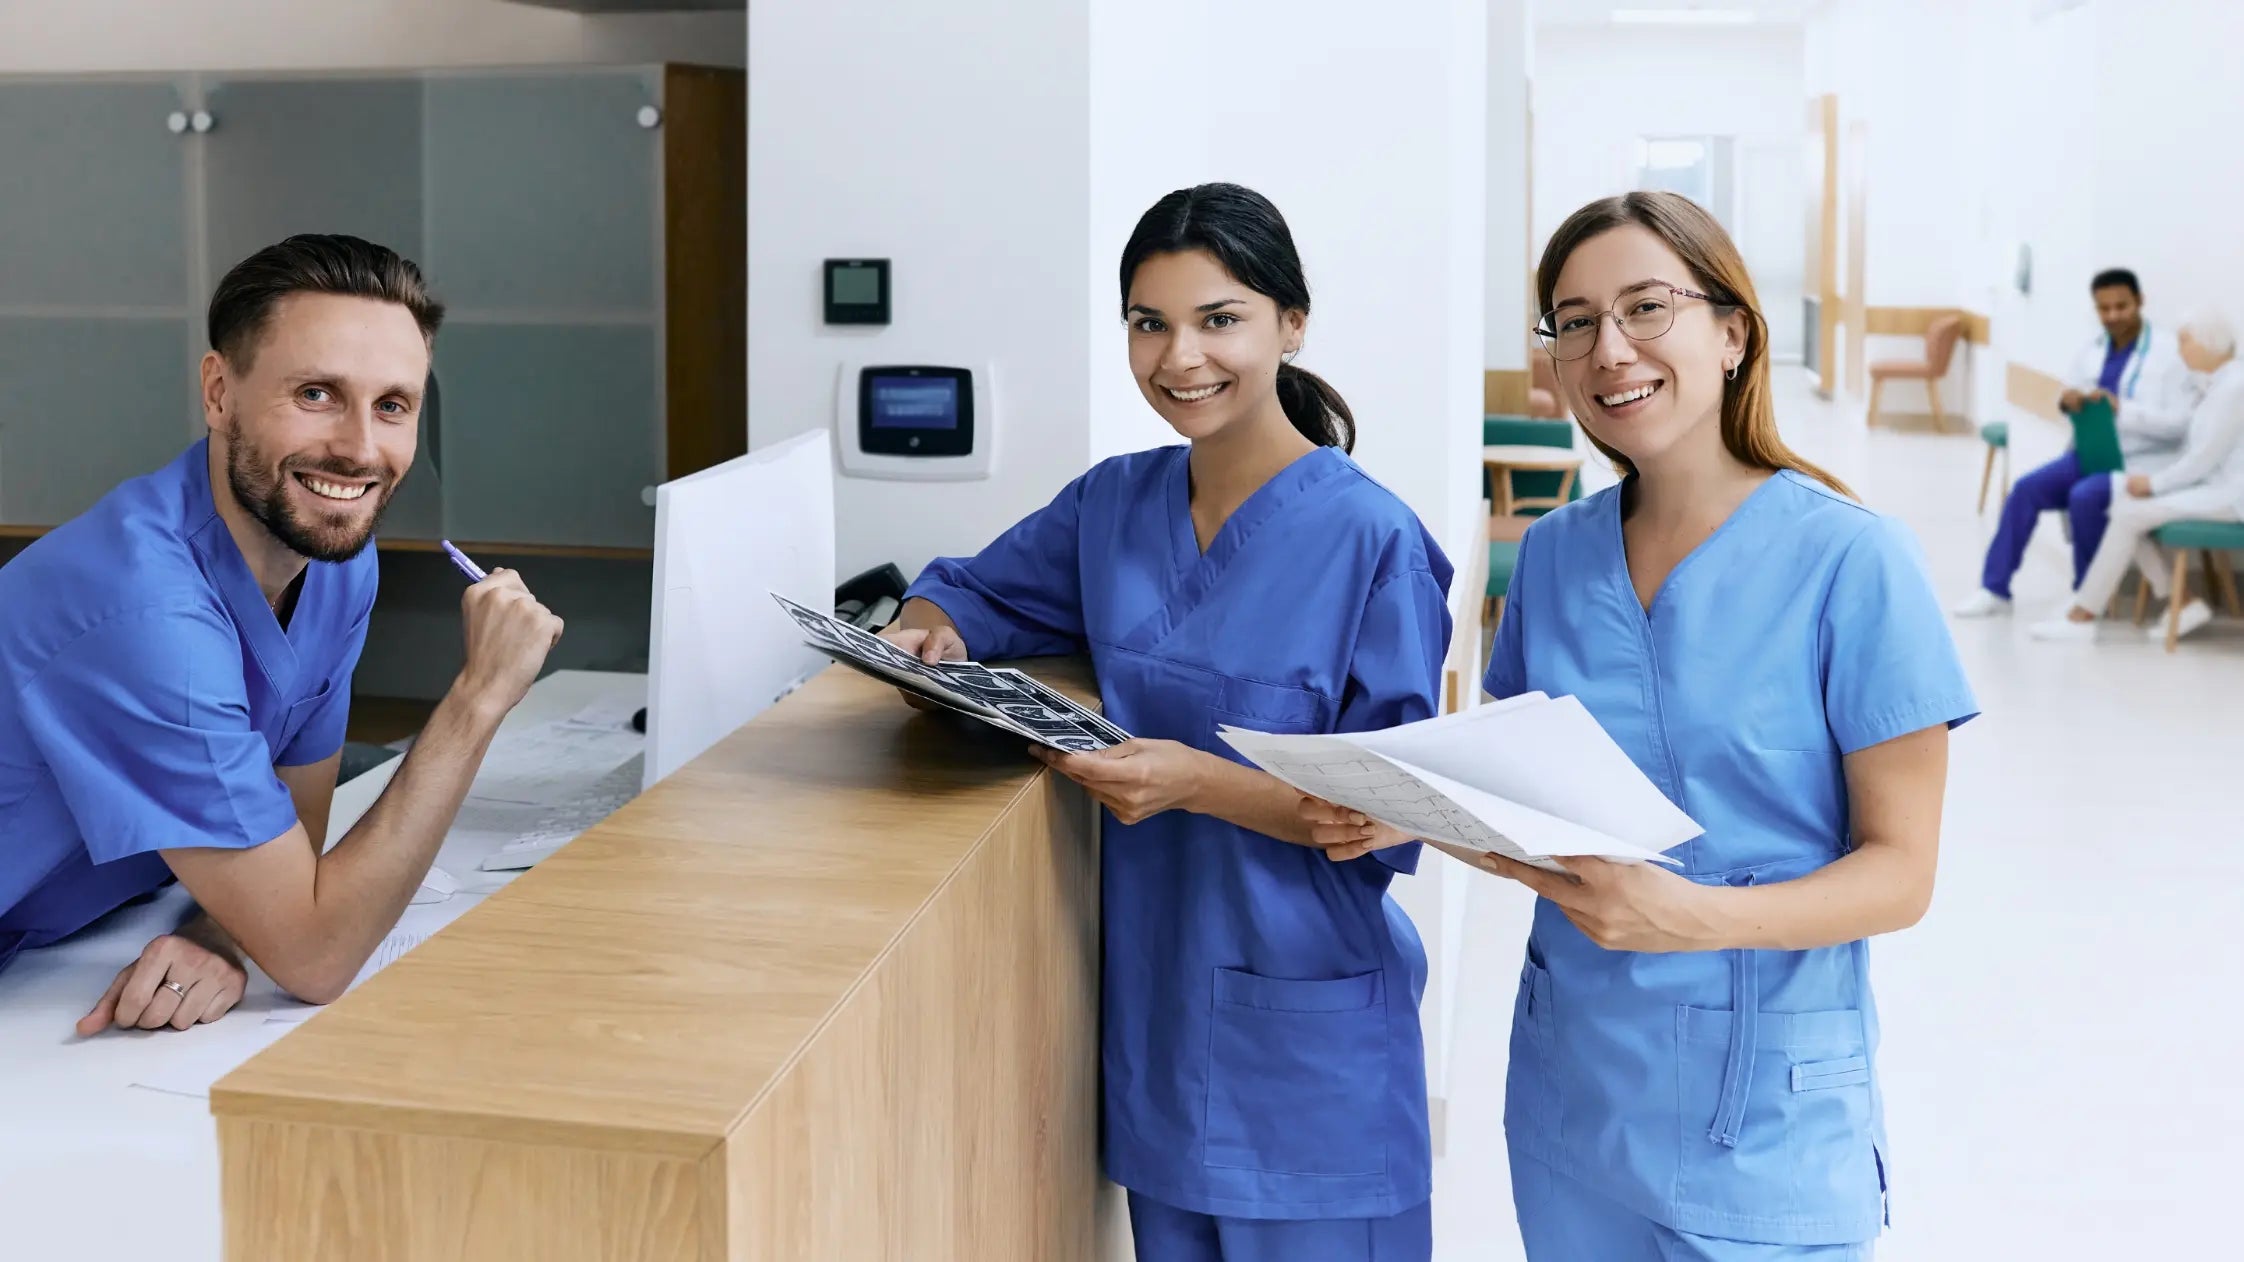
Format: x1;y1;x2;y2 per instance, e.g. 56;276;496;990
631;706;647;734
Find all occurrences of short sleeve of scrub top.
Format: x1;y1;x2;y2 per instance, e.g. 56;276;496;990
1332;567;1452;876
910;476;1087;661
20;606;301;865
1820;515;1980;752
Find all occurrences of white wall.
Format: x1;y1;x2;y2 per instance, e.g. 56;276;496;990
1486;4;1533;373
0;0;743;72
1531;25;1806;254
755;0;1487;585
1809;0;2244;419
748;0;1092;583
1084;1;1215;466
1531;23;1808;359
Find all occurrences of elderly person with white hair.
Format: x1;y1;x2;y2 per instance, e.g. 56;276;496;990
2033;307;2244;641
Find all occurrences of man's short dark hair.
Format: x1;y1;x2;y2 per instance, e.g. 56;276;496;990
207;234;444;370
2090;267;2141;298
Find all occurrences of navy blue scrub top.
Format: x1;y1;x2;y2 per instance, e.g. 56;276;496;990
907;444;1453;1221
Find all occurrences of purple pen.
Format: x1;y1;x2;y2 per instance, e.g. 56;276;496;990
439;539;488;584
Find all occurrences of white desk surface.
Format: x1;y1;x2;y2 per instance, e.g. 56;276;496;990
0;669;647;1262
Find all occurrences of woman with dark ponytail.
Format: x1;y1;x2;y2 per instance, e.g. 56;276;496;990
883;183;1451;1260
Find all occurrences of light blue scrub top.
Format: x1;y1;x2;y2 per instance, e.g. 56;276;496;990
907;444;1452;1221
0;439;376;975
1485;471;1976;1246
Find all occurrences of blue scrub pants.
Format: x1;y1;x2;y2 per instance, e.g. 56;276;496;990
1127;1191;1431;1262
1980;451;2111;598
1511;1152;1871;1262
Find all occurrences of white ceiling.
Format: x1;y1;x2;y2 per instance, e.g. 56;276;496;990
1533;0;1823;28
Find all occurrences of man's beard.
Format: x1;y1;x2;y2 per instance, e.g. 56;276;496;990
226;436;394;564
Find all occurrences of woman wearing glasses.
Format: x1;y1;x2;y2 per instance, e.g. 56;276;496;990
1476;193;1974;1259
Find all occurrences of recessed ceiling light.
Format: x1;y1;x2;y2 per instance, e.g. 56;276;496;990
1610;8;1757;25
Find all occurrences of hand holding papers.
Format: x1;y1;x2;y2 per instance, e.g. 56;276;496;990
769;593;1130;753
1219;693;1700;872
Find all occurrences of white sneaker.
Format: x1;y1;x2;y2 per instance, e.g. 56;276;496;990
2148;598;2215;642
2028;614;2098;641
1952;589;2012;618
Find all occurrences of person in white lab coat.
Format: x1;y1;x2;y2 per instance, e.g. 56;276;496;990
1955;268;2205;616
2032;308;2244;641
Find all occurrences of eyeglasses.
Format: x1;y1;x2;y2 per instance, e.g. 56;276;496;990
1534;284;1733;361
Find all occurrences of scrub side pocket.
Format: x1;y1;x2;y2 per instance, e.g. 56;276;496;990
1204;967;1391;1177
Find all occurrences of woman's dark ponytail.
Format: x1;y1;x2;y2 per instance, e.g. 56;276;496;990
1121;183;1355;453
1274;362;1354;451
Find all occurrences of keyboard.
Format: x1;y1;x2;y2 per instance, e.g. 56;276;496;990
478;757;645;872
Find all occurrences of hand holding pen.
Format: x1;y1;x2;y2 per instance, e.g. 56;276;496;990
442;540;563;712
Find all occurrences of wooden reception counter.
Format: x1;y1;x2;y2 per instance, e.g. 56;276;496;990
211;662;1104;1261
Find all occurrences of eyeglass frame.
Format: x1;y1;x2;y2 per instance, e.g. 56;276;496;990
1532;284;1754;362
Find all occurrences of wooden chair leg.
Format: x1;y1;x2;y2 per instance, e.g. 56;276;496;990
2134;567;2152;626
2208;551;2244;617
1867;377;1884;428
1978;444;1996;514
2001;444;2012;499
1927;380;1946;432
2167;550;2191;652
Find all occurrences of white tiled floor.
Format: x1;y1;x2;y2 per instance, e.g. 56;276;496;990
1430;369;2242;1259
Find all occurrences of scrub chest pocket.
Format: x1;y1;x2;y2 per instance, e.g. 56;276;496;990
275;676;335;757
1205;966;1391;1177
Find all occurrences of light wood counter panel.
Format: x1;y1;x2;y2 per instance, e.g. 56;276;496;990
213;660;1105;1261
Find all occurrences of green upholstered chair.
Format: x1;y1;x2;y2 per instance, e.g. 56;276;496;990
1977;421;2010;514
2137;519;2244;650
1483;415;1582;623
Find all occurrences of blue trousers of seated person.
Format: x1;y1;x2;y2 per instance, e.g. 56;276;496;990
1126;1191;1431;1262
1981;450;2111;599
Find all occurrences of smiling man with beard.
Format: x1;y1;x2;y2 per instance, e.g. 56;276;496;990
0;235;563;1032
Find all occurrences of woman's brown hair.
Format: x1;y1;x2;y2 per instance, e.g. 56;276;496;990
1535;191;1852;498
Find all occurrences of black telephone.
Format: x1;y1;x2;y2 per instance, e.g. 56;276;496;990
834;562;909;631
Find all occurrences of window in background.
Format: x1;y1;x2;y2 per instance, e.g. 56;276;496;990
1635;136;1735;226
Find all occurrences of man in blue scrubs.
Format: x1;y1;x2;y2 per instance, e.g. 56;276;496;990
0;235;563;1033
1956;267;2202;615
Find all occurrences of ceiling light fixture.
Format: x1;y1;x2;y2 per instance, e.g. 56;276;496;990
1610;8;1757;25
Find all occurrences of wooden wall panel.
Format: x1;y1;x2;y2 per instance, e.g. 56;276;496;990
1484;369;1532;416
1864;306;1991;345
2007;361;2066;420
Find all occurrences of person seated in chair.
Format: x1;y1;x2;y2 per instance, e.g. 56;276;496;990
2031;310;2243;642
1955;268;2204;617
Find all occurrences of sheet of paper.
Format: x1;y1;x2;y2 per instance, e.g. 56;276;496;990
1216;729;1567;872
1346;694;1702;855
127;1018;296;1101
468;721;644;806
263;929;427;1026
1217;696;1695;867
409;864;458;905
562;693;646;732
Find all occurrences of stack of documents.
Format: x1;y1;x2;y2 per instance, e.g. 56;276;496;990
770;593;1130;752
1218;692;1701;872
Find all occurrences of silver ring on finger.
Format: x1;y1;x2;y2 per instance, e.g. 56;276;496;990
161;979;187;997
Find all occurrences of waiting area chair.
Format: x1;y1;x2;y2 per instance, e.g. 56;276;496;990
2129;520;2244;651
1977;421;2011;513
1868;314;1963;430
1483;415;1582;624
